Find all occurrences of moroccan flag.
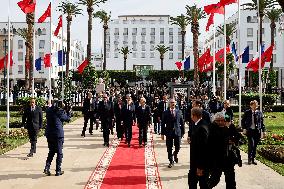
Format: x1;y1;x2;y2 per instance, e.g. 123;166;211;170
204;2;225;15
175;61;182;70
206;13;214;32
215;46;231;63
54;16;62;36
220;0;238;6
17;0;36;14
44;53;51;68
77;59;88;74
38;3;51;23
0;51;13;70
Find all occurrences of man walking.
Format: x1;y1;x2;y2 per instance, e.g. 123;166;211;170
161;98;185;168
81;92;95;137
22;98;43;157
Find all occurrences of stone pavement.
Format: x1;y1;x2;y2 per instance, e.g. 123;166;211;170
0;117;283;189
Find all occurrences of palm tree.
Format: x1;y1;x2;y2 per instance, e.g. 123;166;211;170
170;14;190;60
277;0;284;12
266;8;282;69
16;28;29;89
216;22;237;45
58;1;82;77
26;12;34;90
94;10;111;71
186;4;206;86
78;0;107;65
155;45;170;71
243;0;278;52
119;46;131;71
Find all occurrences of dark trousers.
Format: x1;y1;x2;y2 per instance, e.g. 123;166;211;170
247;129;260;160
28;131;38;154
45;137;64;172
82;112;94;134
116;119;124;139
166;134;181;163
138;126;148;145
125;123;132;144
188;166;209;189
102;120;111;144
208;166;236;189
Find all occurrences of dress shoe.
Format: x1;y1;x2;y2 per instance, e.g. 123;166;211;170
139;144;142;148
43;169;51;176
106;143;109;147
168;163;173;168
248;160;252;165
27;153;33;157
252;160;257;165
89;133;93;135
144;142;147;146
55;171;64;176
128;143;131;147
81;133;85;137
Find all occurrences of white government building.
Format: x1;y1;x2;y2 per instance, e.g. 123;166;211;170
105;15;192;71
203;9;284;88
0;22;85;89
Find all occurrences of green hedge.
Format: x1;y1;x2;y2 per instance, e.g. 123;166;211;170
16;97;47;109
236;93;279;109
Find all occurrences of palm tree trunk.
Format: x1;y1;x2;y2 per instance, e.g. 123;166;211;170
193;27;199;86
161;57;164;71
103;27;107;70
24;43;29;90
181;31;186;60
124;58;126;71
87;8;93;64
66;19;71;77
27;13;34;90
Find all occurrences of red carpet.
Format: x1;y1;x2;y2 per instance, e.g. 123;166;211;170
100;125;146;189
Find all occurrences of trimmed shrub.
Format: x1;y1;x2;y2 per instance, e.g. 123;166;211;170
258;145;284;163
235;93;279;109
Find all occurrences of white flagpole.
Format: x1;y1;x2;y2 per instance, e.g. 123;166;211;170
49;0;52;100
213;22;216;96
6;0;11;135
32;0;36;98
238;0;242;128
224;6;227;100
257;0;263;112
61;11;64;100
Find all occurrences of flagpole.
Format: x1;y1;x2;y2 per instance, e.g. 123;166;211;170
257;0;263;112
49;0;52;101
6;0;11;135
32;0;36;98
224;6;227;100
61;10;64;100
213;22;216;96
238;0;242;128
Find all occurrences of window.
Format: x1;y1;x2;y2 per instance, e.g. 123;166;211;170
247;41;253;50
169;28;173;35
150;35;155;43
151;28;155;35
114;28;119;35
114;53;118;58
142;45;146;51
160;28;164;35
106;53;110;58
39;52;44;59
273;54;276;63
39;40;45;49
169;35;173;44
132;52;137;58
178;28;182;35
160;35;164;44
178;35;182;43
150;45;155;51
169;45;173;51
249;54;253;61
150;52;155;58
18;52;23;61
18;40;23;49
178;53;182;59
262;28;265;35
37;28;42;35
169;52;173;59
141;28;146;35
247;28;253;37
123;28;128;35
18;65;23;74
178;45;182;51
247;16;252;23
142;35;146;42
133;44;137;51
141;52;145;58
123;35;128;42
132;28;137;35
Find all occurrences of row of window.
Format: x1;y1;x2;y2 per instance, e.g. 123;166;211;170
110;28;180;36
119;19;166;25
107;44;182;52
108;35;182;44
106;52;183;59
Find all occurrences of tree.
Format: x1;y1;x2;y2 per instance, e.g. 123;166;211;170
216;22;237;45
58;1;82;77
94;10;111;70
119;46;131;71
277;0;284;12
16;28;29;89
266;8;282;69
155;45;170;71
170;14;189;60
26;12;34;90
78;0;107;65
186;4;206;86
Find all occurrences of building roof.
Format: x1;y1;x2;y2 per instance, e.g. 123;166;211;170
118;15;170;18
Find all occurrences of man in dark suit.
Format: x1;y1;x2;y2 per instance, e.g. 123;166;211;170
44;100;71;176
136;97;151;147
241;100;265;165
157;95;168;134
22;98;43;157
121;94;136;147
114;95;124;139
161;98;185;168
98;94;114;147
187;107;210;189
81;92;95;137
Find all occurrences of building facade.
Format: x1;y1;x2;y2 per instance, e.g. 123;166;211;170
105;15;185;70
0;22;85;89
203;9;284;88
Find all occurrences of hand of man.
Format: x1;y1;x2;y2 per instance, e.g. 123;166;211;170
161;135;165;141
196;168;204;177
187;137;191;144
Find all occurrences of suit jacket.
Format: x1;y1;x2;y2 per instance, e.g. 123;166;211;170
188;109;211;137
161;109;185;137
121;103;136;126
136;105;151;128
45;106;70;138
82;98;95;115
241;109;265;132
98;100;114;123
22;106;43;132
158;100;168;118
114;102;124;122
190;119;210;169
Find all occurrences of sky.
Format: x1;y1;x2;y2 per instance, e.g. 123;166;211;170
0;0;253;52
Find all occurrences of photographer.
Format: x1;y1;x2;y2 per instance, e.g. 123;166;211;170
43;99;71;176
